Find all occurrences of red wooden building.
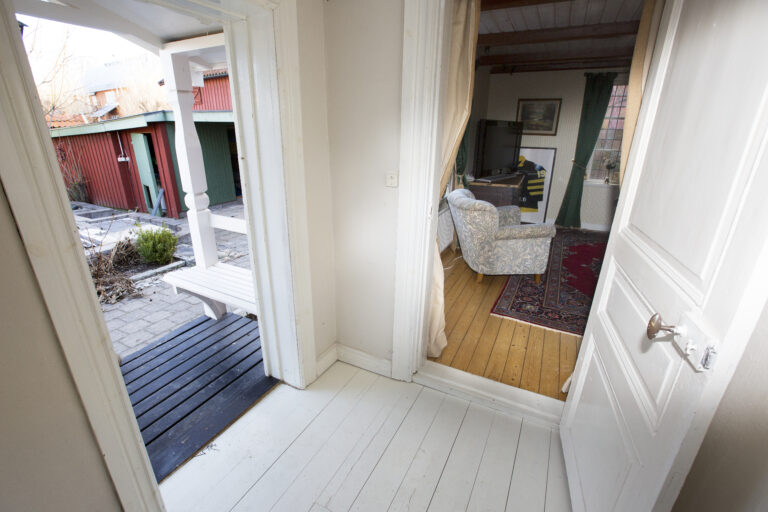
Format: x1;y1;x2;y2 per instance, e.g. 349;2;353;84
51;73;237;218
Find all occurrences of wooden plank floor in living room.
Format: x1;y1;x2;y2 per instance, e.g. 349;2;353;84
432;249;581;401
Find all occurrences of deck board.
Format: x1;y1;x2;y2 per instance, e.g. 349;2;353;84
120;313;277;482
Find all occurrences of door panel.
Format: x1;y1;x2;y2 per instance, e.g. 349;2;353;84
569;340;638;512
600;263;678;425
627;0;768;287
562;0;768;510
130;133;160;212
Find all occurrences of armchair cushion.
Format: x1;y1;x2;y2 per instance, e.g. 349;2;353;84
495;223;556;240
447;188;556;276
497;205;521;226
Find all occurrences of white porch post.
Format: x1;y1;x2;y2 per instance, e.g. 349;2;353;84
160;51;226;318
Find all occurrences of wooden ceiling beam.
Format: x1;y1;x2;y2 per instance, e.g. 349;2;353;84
490;58;632;73
482;0;572;11
478;45;635;66
478;21;640;47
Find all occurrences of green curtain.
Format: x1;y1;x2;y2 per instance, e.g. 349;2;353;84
556;72;617;227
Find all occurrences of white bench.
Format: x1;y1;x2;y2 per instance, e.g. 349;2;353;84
164;262;259;320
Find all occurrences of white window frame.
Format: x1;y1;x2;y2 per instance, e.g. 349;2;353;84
585;75;630;184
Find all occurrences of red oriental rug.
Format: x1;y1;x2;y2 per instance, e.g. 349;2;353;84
491;228;609;335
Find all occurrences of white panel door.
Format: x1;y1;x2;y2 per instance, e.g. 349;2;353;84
561;1;768;511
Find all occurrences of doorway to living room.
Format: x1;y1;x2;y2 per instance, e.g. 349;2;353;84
427;0;659;407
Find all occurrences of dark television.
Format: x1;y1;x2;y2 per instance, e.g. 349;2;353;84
473;119;523;180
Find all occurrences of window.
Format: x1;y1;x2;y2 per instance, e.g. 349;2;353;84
587;84;627;184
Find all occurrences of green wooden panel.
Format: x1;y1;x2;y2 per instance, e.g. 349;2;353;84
130;132;160;212
165;122;236;207
165;123;186;212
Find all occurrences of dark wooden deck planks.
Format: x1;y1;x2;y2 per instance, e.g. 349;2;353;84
123;315;246;388
131;330;259;417
120;313;277;482
144;360;275;482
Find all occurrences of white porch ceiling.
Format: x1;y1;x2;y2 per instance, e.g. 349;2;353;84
13;0;225;53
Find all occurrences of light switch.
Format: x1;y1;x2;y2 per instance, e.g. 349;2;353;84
386;174;399;188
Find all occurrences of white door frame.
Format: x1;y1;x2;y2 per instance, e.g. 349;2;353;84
1;0;317;509
391;2;570;424
391;0;450;381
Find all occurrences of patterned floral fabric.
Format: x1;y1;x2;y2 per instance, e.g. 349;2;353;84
497;205;521;225
447;189;556;275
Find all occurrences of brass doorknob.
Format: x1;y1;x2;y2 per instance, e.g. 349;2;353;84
646;313;680;339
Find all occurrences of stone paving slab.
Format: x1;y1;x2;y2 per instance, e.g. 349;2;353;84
97;200;252;358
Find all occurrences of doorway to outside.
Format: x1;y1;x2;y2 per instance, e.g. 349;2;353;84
15;11;275;484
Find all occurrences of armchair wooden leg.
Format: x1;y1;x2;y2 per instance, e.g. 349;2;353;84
476;273;484;283
534;274;541;284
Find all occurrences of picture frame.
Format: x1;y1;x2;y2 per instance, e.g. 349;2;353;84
516;98;562;136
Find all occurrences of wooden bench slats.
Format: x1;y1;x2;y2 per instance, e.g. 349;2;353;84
164;262;259;315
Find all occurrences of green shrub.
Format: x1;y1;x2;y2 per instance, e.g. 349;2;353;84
135;226;178;265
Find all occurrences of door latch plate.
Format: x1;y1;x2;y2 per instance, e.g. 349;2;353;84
673;311;718;372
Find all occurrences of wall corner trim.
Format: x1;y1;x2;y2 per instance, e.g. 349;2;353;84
337;344;392;378
316;343;339;378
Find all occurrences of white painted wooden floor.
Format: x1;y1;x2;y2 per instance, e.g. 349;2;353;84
160;362;571;512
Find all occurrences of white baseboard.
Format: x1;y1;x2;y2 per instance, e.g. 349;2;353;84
581;222;611;232
315;343;338;378
336;344;392;378
414;361;563;427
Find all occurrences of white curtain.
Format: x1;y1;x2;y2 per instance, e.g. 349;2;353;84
427;0;480;358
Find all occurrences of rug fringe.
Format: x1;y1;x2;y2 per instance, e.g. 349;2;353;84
489;313;583;336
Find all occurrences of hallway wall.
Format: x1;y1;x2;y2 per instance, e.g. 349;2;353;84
673;304;768;511
0;186;121;510
323;0;404;362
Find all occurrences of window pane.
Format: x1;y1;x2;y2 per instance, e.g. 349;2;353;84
588;84;628;181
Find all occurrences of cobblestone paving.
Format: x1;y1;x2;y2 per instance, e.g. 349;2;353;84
99;200;251;360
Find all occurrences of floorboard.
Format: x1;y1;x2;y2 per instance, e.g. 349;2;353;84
120;313;277;482
435;253;582;401
507;420;552;511
164;363;358;512
427;402;494;511
388;395;468;512
160;362;572;512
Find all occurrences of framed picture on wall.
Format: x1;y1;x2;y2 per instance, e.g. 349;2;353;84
516;98;561;136
518;147;556;224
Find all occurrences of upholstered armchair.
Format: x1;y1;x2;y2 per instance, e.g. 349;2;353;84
447;189;556;282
